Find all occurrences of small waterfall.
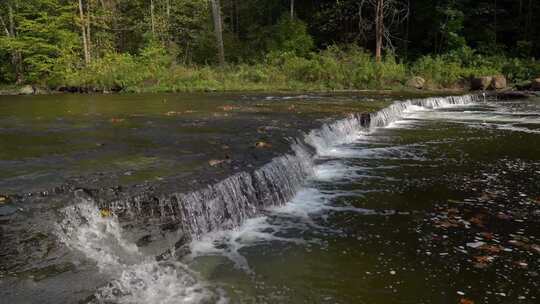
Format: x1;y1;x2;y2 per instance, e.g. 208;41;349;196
370;94;480;128
56;199;225;304
60;94;481;249
55;94;482;303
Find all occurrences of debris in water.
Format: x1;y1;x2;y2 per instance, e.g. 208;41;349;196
208;159;226;167
255;141;272;149
110;118;125;123
100;208;112;217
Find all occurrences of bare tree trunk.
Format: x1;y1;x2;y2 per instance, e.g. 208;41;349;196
494;0;497;45
166;0;171;33
404;0;410;59
290;0;294;19
150;0;155;38
210;0;225;66
375;0;384;62
78;0;90;65
86;0;92;60
234;0;239;34
8;3;23;82
0;15;10;36
526;0;532;40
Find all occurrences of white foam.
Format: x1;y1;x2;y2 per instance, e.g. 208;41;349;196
189;216;305;273
495;124;540;134
56;199;225;304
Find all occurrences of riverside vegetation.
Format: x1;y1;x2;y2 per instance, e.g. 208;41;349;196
1;1;540;93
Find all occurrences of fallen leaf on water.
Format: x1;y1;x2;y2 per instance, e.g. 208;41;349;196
208;159;226;167
474;255;494;263
255;141;272;149
100;208;112;217
479;244;503;254
459;298;475;304
219;105;235;111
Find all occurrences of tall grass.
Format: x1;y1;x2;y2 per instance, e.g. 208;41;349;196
53;45;540;93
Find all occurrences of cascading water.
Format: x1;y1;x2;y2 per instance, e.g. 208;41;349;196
57;94;482;303
56;199;227;304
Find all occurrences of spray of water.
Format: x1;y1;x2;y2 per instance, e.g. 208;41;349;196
56;199;227;304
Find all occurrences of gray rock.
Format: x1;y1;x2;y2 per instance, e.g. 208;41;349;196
471;77;493;90
406;76;426;89
490;75;507;90
531;78;540;91
19;85;35;95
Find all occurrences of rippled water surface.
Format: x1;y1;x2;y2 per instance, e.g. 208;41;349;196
2;94;540;304
186;97;540;303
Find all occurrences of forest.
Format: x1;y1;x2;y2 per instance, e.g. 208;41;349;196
0;0;539;92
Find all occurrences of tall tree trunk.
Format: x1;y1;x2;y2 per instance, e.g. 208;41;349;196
78;0;90;65
0;15;10;37
166;0;172;47
290;0;294;19
375;0;384;62
150;0;155;38
234;0;239;35
210;0;225;66
526;0;532;40
494;0;497;45
404;0;410;59
86;0;92;60
8;3;22;82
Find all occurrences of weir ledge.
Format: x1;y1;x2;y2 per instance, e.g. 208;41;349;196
3;92;529;257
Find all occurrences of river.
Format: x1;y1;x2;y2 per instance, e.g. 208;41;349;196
1;93;539;303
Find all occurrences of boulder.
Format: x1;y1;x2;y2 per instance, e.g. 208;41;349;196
406;76;426;89
471;77;493;90
531;78;540;91
490;75;507;90
19;85;35;95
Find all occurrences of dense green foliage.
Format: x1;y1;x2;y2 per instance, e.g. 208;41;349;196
1;0;539;92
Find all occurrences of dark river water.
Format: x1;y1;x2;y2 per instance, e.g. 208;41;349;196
1;94;540;304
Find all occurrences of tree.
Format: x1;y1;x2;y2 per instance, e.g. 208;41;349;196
210;0;225;65
359;0;409;62
78;0;90;65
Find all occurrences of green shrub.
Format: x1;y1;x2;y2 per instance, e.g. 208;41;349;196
269;16;314;58
502;58;540;83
